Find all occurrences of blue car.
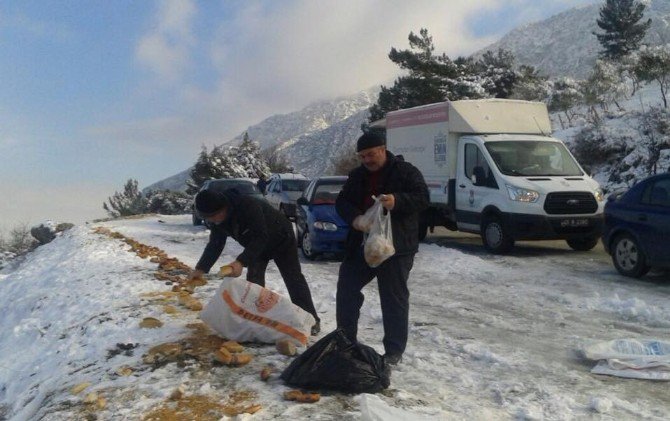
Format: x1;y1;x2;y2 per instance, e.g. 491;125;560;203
296;176;349;260
602;173;670;277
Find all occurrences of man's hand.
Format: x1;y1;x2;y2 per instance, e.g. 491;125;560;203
222;260;244;278
352;215;370;233
379;194;395;210
188;269;205;281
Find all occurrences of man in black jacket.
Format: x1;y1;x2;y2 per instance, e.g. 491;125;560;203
335;131;429;365
188;189;321;335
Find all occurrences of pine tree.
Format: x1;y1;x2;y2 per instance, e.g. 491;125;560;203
233;133;271;179
186;146;219;195
549;78;584;127
635;45;670;108
369;29;520;122
475;49;518;98
369;29;463;122
511;65;551;102
145;190;192;214
103;179;148;218
594;0;651;60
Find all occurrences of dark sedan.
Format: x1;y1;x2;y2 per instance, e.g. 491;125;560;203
295;176;349;259
602;173;670;277
192;178;264;225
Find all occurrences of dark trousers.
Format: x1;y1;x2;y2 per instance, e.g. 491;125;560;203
246;237;320;323
336;249;414;355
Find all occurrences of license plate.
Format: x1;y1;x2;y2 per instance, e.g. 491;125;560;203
560;218;589;227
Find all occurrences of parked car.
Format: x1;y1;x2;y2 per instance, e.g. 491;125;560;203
602;173;670;277
192;178;264;226
265;173;311;219
295;176;349;259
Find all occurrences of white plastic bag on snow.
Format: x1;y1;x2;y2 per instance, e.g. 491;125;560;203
201;278;316;347
583;338;670;380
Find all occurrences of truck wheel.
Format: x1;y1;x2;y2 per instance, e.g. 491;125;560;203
481;216;514;254
566;236;599;251
301;231;318;260
611;233;650;278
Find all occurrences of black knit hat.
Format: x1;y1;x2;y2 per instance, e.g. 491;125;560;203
356;131;385;152
195;189;229;217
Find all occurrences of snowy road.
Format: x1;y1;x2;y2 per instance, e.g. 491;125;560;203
2;214;669;420
104;215;670;419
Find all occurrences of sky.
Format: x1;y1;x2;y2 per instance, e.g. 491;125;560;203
0;0;598;233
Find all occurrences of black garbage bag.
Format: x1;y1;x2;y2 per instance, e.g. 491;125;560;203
280;329;391;394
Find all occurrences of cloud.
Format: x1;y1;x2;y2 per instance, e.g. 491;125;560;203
0;11;74;41
135;0;196;84
128;0;600;147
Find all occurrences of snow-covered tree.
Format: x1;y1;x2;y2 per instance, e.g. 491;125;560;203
186;134;271;194
262;143;294;173
635;44;670;108
511;65;552;103
233;133;271;179
186;147;220;195
594;0;652;60
549;78;584;127
475;49;518;98
580;60;631;122
103;179;148;218
639;106;670;174
145;190;192;214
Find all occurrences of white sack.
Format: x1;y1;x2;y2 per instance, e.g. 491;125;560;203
201;278;315;347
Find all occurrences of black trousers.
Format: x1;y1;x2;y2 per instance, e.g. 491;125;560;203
336;249;414;355
246;236;320;323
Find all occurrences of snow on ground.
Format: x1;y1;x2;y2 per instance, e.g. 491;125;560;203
1;214;669;420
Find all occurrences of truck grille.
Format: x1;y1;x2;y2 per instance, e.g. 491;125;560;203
543;192;598;215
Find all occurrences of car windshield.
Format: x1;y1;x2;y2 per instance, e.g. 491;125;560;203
282;179;310;192
312;182;345;205
207;180;260;195
485;141;583;177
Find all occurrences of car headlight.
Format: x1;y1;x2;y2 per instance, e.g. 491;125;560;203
506;185;539;203
314;221;338;231
594;188;604;202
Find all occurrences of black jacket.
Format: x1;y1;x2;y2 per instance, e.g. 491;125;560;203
195;192;294;272
336;151;429;256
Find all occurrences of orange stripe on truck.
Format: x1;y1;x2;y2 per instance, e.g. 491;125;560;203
222;290;308;345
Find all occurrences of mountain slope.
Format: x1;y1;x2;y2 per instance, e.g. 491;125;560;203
477;0;670;78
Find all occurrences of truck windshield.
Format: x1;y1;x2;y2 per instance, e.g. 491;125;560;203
485;141;583;177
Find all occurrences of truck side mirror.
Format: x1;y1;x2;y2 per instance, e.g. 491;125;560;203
297;197;308;206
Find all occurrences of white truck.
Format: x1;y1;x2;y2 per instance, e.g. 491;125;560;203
375;99;604;253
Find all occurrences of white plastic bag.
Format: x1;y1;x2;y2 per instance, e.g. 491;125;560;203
583;339;670;381
363;197;395;268
200;278;316;347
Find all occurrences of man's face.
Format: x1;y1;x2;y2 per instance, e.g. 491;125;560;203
204;208;228;225
358;146;387;172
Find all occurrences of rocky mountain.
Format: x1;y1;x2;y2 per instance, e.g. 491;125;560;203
143;88;377;192
476;0;670;78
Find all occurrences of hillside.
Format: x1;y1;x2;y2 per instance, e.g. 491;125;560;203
477;0;670;78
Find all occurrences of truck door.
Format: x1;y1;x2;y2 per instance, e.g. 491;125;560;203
455;141;499;232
